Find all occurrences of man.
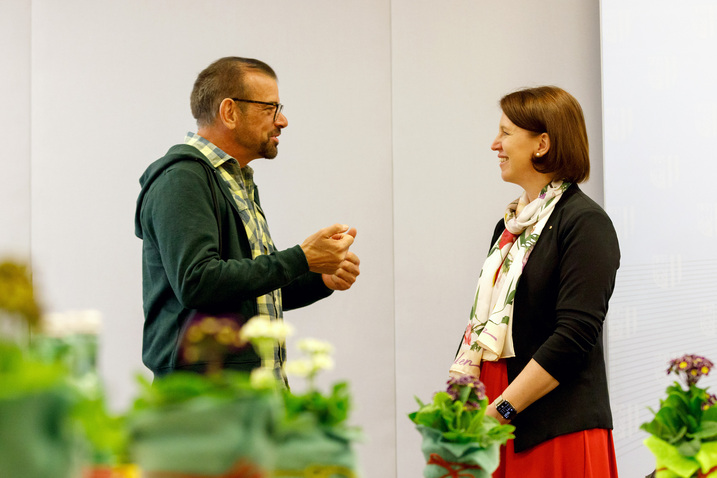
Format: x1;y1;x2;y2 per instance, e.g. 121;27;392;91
134;57;360;379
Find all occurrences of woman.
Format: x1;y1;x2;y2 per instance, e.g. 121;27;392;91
450;86;620;477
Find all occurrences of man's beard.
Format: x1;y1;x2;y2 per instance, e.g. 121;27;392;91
259;139;278;159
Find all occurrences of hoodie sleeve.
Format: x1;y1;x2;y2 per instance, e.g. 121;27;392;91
139;161;313;311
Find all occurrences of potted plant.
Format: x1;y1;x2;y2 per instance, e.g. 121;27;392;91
641;354;717;478
127;314;288;478
408;375;515;478
0;259;78;478
72;392;135;478
272;338;361;478
35;309;137;478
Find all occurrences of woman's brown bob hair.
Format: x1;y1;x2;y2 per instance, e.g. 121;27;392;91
500;86;590;183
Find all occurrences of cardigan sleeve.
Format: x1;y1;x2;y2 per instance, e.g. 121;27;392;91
530;203;620;382
282;272;334;310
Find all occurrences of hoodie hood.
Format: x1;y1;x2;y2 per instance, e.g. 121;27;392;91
134;144;210;239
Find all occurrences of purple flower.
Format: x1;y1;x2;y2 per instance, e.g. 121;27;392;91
667;354;714;387
465;400;481;411
446;375;487;409
704;393;717;411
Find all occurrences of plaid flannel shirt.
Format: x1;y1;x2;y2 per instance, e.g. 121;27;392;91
185;132;286;382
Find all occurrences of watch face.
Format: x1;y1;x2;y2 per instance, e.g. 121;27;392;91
496;400;516;420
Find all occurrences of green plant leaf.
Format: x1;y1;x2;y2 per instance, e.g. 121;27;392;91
283;381;352;428
703;406;717;423
644;435;700;477
693;421;717;441
676;437;702;457
409;390;513;446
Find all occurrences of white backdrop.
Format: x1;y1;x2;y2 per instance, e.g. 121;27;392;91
601;1;717;476
391;1;604;476
0;0;30;257
3;1;608;477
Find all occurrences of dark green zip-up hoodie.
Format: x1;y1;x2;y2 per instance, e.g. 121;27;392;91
135;144;331;377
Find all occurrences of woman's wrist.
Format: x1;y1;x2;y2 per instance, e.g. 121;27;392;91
486;402;512;424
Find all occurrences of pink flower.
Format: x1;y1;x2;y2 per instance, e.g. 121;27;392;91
463;324;472;345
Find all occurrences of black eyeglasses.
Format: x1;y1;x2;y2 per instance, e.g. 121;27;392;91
231;98;284;122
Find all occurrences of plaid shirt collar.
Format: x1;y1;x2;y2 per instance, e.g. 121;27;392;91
183;132;255;177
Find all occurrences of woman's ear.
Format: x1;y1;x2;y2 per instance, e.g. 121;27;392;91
536;132;550;157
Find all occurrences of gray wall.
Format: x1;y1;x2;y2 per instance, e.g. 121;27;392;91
3;1;608;477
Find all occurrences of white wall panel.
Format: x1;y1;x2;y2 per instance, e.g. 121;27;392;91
30;1;394;476
601;1;717;475
25;1;608;476
0;0;31;258
391;1;604;476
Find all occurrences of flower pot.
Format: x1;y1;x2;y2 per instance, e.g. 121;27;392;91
646;437;717;478
273;425;359;477
128;395;277;476
138;459;267;478
416;425;500;478
83;464;140;478
0;390;77;478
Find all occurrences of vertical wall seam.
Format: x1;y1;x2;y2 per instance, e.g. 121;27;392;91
388;1;398;477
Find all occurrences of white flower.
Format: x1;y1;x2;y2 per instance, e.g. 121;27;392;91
298;338;334;356
41;309;103;337
311;353;335;372
240;316;294;342
250;367;276;390
285;359;313;378
270;320;295;341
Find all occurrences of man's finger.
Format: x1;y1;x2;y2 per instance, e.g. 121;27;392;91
325;223;349;237
344;251;360;265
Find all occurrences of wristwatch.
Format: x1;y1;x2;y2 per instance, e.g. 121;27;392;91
493;395;518;420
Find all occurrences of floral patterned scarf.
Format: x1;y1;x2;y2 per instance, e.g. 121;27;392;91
450;181;570;377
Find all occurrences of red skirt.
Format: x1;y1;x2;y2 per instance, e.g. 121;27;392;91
480;360;619;478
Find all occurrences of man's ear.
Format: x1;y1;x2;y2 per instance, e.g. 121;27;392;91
536;132;550;156
217;98;240;129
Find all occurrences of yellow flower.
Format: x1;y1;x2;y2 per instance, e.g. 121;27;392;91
679;361;688;369
185;324;204;343
199;317;220;334
216;326;235;345
183;345;200;363
0;260;41;327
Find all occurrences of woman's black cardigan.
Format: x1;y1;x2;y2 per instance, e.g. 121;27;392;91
486;184;620;452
